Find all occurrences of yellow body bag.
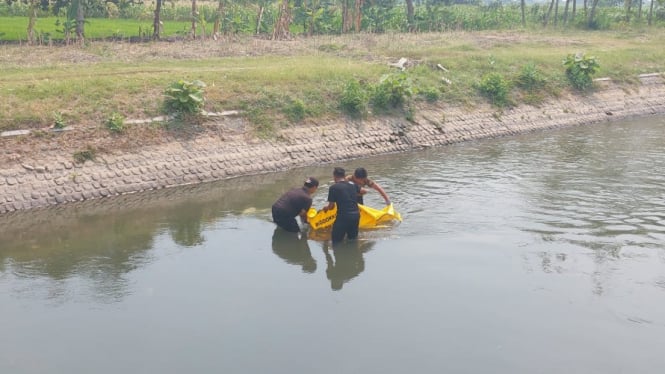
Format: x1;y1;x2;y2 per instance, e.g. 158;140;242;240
307;204;402;231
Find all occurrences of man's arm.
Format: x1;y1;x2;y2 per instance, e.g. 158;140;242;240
371;181;391;205
298;209;309;225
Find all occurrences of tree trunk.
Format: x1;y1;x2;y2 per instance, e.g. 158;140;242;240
584;0;588;17
637;0;643;19
648;0;655;25
554;0;560;25
520;0;526;27
563;0;571;25
406;0;415;32
544;0;556;26
153;0;162;40
625;0;633;22
587;0;600;27
76;0;85;44
27;0;37;44
572;0;577;22
256;6;264;34
214;0;225;38
272;0;291;40
354;0;363;32
191;0;198;39
342;0;351;33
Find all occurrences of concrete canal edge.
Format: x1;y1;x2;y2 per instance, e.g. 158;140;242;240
1;74;664;215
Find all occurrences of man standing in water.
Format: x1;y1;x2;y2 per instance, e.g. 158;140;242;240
272;177;319;233
346;167;391;206
322;167;360;244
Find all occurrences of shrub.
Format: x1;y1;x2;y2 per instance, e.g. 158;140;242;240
478;72;510;107
370;73;413;111
284;99;308;122
516;63;547;91
563;53;600;91
53;111;66;129
340;79;368;117
163;79;206;116
419;86;441;102
105;112;125;133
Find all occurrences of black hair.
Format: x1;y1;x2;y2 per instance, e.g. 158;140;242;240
304;177;319;188
333;167;345;178
354;167;368;179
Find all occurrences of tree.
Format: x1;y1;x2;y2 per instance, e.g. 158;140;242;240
587;0;600;27
71;0;85;44
191;0;198;38
153;0;163;39
273;0;292;39
212;0;230;37
354;0;364;32
406;0;415;31
563;0;572;25
27;0;39;44
625;0;633;22
342;0;352;32
544;0;556;26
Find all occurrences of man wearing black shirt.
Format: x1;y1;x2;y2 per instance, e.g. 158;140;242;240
322;167;360;244
272;177;319;233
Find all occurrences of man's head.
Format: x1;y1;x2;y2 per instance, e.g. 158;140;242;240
354;167;368;179
333;167;345;179
304;177;319;188
304;177;319;194
353;167;368;184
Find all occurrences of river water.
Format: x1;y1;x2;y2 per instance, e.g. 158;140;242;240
1;115;664;374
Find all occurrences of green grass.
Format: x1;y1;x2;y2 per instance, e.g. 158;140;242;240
0;29;664;132
0;16;193;42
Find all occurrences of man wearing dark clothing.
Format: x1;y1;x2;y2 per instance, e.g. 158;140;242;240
272;177;319;233
322;167;360;244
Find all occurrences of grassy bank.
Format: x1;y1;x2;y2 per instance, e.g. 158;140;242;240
1;29;664;135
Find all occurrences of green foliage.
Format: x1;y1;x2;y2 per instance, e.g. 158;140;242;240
105;112;125;133
340;79;368;117
73;146;96;163
477;72;510;107
418;86;441;102
53;111;66;129
563;53;600;91
370;73;413;111
516;63;547;91
283;99;308;122
163;80;206;116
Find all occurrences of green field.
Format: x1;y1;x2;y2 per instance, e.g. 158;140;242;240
0;16;193;42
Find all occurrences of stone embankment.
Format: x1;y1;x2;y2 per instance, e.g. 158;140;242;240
1;74;664;215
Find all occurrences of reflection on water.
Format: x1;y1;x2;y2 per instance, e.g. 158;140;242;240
271;228;317;273
271;227;377;290
323;239;375;291
0;170;335;302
